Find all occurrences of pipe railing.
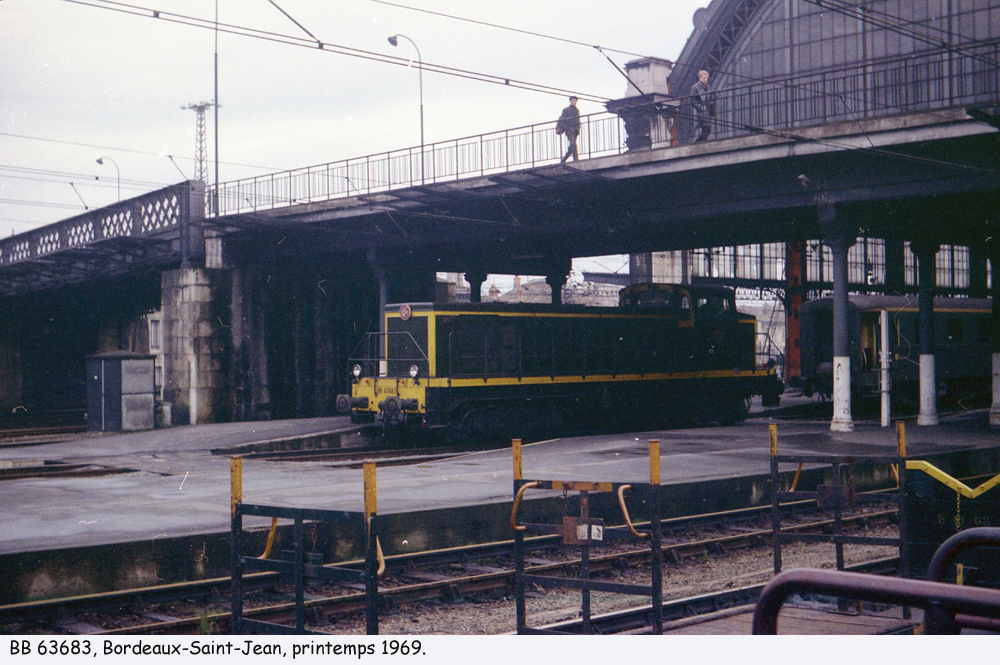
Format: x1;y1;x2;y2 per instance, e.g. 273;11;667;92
206;43;999;218
752;568;1000;634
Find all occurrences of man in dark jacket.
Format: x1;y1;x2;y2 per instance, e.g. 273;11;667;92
556;96;581;163
690;70;714;143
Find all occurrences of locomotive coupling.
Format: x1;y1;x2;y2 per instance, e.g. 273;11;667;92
335;394;369;413
378;396;419;416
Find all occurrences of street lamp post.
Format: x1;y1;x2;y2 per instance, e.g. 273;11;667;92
96;156;120;202
388;34;424;184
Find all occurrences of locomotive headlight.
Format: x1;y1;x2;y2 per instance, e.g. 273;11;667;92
352;364;362;378
409;364;420;379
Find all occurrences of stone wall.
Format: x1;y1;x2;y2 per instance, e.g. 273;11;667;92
160;268;232;424
0;315;22;412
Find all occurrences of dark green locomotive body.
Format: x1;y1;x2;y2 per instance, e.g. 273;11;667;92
337;283;782;438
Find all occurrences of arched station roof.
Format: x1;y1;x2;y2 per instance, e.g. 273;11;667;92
669;0;1000;135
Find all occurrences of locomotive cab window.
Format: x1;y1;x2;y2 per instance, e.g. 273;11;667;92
696;295;733;320
633;290;674;308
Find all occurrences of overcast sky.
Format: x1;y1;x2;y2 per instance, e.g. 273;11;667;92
2;0;710;278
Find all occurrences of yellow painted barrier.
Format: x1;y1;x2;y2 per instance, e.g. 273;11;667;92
905;461;1000;499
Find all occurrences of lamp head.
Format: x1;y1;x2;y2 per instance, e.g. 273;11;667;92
96;157;104;165
388;35;398;46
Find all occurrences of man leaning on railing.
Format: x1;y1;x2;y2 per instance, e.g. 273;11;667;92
690;70;715;143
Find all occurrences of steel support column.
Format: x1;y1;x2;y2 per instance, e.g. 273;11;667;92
915;242;940;426
546;271;568;305
629;253;653;284
991;246;1000;426
828;230;854;432
785;241;805;383
464;271;487;304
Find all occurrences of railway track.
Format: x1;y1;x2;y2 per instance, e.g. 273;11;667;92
0;424;87;446
540;556;903;635
1;502;899;635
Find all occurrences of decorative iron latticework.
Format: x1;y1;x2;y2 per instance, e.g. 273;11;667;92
0;183;199;297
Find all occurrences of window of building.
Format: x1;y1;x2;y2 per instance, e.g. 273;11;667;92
904;242;917;286
149;319;161;351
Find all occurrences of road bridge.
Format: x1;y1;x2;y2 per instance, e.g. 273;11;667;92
2;0;998;432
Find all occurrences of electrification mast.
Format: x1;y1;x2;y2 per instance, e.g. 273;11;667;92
181;102;215;184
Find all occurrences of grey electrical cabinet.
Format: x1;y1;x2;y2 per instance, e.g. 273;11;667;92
86;353;156;432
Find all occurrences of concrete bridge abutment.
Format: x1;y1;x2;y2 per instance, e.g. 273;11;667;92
160;268;232;425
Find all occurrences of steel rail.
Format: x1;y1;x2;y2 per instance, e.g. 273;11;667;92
538;557;902;635
10;508;897;635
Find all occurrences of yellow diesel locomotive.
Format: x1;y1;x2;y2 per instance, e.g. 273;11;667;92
336;283;782;439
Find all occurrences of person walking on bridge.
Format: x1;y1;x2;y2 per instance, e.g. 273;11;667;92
556;96;581;163
690;70;715;143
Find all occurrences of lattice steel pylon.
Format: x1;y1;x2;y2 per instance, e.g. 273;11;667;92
181;101;214;184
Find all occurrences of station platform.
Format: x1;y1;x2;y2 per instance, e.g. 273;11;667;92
2;409;998;604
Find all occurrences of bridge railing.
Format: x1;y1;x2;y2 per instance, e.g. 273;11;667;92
207;43;999;218
207;112;630;217
0;183;196;269
711;41;1000;140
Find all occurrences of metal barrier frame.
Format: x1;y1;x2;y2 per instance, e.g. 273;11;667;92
769;423;908;577
229;458;382;635
751;568;1000;635
511;439;663;635
925;527;1000;634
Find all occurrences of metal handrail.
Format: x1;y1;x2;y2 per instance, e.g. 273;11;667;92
510;481;540;532
447;330;551;380
752;568;1000;634
927;527;1000;583
925;527;1000;634
208;111;627;216
616;485;648;539
206;43;998;218
348;331;429;378
754;331;783;372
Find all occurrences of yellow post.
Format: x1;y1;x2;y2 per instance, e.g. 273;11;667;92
512;438;523;481
649;439;661;485
363;461;377;524
362;461;385;579
896;421;907;457
769;423;778;456
230;456;242;519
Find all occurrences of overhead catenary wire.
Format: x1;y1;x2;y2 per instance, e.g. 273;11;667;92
61;0;610;103
373;0;990;131
0;199;87;211
0;164;169;188
0;173;160;194
370;0;1000;176
41;0;1000;194
369;0;651;60
266;0;320;44
0;217;50;226
0;131;280;172
62;0;990;133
